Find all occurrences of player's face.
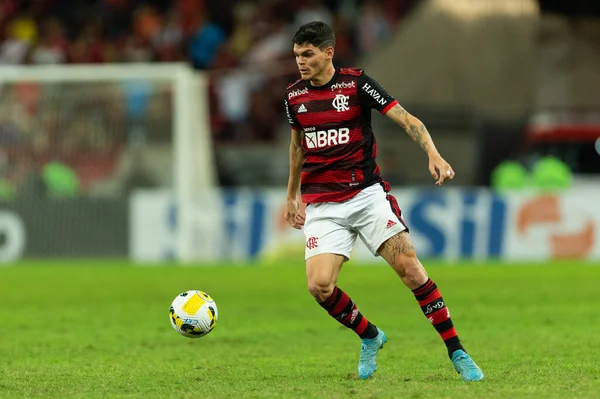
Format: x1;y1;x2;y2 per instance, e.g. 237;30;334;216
293;43;332;81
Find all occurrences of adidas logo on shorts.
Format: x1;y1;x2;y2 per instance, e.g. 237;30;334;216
386;220;397;229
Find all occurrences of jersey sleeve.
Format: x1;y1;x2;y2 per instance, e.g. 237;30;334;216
284;97;302;131
357;72;398;114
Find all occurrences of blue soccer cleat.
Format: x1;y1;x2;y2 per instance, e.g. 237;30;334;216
451;349;484;382
358;328;387;379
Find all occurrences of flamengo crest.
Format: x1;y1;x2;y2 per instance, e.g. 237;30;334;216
332;94;349;112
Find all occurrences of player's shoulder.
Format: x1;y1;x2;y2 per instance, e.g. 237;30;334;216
285;78;308;101
338;67;364;77
286;78;305;91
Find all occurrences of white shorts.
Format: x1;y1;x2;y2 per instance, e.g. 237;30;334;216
303;184;408;261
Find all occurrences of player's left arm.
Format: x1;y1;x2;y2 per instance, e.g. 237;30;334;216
385;104;454;185
358;72;454;185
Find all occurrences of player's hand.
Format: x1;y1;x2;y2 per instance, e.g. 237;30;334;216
429;154;455;186
284;197;305;229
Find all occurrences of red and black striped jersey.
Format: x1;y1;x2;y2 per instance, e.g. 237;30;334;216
284;67;398;204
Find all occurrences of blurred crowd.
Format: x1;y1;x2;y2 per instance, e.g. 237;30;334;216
0;0;416;140
0;0;417;198
0;0;413;66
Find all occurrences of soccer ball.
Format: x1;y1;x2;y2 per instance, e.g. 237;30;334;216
169;290;218;338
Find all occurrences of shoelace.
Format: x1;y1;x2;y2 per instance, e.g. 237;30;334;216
454;354;476;371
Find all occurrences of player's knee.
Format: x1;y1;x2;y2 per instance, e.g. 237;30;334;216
307;279;335;302
392;251;420;278
391;252;428;289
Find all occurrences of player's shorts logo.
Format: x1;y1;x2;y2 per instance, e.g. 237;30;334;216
332;94;350;112
306;236;319;250
304;128;350;149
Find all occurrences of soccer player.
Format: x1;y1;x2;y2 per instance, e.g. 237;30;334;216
283;21;484;381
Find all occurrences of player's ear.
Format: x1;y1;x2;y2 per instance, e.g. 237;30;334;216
325;46;334;60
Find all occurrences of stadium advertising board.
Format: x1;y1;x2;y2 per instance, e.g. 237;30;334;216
0;199;128;263
130;188;600;263
0;210;26;263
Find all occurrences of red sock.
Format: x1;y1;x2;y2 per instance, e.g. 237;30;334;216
318;286;378;339
412;279;465;357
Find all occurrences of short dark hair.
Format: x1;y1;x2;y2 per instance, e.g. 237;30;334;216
292;21;336;50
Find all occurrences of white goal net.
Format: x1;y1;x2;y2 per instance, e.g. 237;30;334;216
0;63;215;262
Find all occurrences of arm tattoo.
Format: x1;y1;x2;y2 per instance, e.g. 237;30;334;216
391;105;431;154
380;231;415;259
407;122;431;154
392;106;407;119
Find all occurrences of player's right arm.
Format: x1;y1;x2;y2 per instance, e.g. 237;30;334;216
284;96;306;229
285;128;305;229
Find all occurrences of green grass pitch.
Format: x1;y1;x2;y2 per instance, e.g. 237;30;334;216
1;260;599;398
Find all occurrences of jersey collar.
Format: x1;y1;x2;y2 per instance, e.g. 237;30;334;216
307;66;340;90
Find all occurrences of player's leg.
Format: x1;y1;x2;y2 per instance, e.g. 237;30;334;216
306;253;378;338
378;232;460;348
304;203;385;379
353;186;483;382
377;232;484;382
306;253;386;379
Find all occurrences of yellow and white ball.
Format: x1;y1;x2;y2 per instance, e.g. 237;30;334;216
169;290;218;338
